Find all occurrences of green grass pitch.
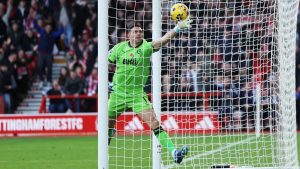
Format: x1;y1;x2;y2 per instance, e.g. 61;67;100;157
0;134;299;169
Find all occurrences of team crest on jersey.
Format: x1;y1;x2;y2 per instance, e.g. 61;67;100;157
137;49;142;54
130;53;134;57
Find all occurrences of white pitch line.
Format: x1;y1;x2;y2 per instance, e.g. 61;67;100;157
162;136;256;169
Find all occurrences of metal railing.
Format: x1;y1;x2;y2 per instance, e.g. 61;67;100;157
39;92;221;113
39;95;98;113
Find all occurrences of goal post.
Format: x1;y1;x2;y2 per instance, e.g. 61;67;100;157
152;0;162;168
99;0;299;168
277;0;299;167
98;0;109;169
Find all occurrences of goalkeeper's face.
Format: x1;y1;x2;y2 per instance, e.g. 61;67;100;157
129;26;143;44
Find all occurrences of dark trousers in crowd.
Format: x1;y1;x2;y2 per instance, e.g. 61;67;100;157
2;93;11;114
49;103;67;113
218;107;234;129
241;106;255;131
66;98;81;112
296;99;300;130
82;99;97;112
38;52;53;82
261;104;277;130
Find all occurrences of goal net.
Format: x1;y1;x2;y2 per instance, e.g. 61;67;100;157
103;0;299;168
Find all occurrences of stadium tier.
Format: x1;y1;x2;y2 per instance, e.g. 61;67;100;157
98;0;299;168
0;0;299;169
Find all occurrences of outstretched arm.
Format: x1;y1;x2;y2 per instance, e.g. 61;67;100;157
152;17;193;51
52;26;64;38
152;30;177;51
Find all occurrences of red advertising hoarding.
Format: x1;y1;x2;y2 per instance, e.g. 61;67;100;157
0;112;219;137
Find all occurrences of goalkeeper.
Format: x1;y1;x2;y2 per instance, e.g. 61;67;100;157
108;18;192;164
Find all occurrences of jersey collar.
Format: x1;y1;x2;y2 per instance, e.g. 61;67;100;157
128;40;144;48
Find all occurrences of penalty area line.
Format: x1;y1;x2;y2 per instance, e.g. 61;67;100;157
162;136;256;169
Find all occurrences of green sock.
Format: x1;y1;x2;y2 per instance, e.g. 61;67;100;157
108;128;116;138
153;126;176;154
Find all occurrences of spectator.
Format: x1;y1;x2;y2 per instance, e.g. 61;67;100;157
187;63;200;92
16;49;29;97
239;80;255;131
8;20;24;50
58;66;69;88
54;0;74;48
0;62;16;114
15;0;29;30
83;42;97;77
0;2;8;48
44;0;60;13
260;82;277;130
83;67;97;112
217;76;239;130
64;69;84;112
2;50;17;77
22;29;37;52
198;73;211;92
46;80;67;113
179;64;192;92
74;64;85;79
33;19;63;87
1;0;13;30
85;67;97;96
0;63;5;112
0;1;99;113
25;6;36;31
179;74;192;110
73;0;89;38
162;74;172;93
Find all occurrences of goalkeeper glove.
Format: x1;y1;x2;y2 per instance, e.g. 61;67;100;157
173;17;193;33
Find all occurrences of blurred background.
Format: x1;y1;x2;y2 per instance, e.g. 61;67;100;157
0;0;299;131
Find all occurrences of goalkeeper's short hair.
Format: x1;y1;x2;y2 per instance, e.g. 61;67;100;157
127;22;142;30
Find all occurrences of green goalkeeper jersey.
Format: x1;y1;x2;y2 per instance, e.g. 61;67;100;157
108;40;153;96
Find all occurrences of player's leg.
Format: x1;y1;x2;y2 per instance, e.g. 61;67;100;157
137;110;188;164
133;95;188;164
138;109;175;152
108;116;118;145
108;92;127;145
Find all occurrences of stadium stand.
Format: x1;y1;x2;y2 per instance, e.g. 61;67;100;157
0;0;299;131
0;0;97;114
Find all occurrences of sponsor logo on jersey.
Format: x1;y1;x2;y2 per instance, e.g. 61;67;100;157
123;58;137;65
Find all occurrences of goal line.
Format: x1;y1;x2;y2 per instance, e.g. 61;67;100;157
163;137;257;169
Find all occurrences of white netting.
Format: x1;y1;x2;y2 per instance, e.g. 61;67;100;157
106;0;299;168
108;1;154;169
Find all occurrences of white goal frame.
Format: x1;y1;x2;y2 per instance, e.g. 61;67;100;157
98;0;299;168
98;0;109;168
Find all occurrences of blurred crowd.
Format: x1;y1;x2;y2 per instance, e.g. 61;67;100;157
108;0;278;131
0;0;98;113
0;0;299;131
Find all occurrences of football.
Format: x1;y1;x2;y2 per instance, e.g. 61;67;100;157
170;3;189;22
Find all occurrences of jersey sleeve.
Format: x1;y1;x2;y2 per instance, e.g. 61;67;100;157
143;41;157;56
108;44;119;63
148;41;159;53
